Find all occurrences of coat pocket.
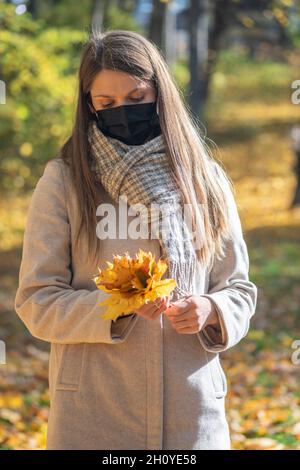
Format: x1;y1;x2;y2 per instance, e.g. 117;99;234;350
55;343;86;391
205;351;227;399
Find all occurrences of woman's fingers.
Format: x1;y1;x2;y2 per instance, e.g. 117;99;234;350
146;297;166;319
134;296;169;320
139;297;163;314
149;297;169;319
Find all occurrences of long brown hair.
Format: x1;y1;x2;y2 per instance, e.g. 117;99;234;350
60;29;234;272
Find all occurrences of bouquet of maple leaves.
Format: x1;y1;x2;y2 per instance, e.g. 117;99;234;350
92;249;176;322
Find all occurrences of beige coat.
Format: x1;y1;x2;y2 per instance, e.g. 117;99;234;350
14;158;257;450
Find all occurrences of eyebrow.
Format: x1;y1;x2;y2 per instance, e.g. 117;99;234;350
92;86;146;99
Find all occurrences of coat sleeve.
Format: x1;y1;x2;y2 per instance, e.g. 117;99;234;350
111;313;138;340
197;162;258;353
14;159;138;345
201;311;226;346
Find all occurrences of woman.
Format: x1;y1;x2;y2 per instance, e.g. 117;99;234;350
14;30;257;450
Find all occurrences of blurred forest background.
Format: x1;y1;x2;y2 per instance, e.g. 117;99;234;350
0;0;300;450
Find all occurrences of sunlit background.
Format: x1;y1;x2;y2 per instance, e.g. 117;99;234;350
0;0;300;450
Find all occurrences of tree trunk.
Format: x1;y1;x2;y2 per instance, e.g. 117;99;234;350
203;0;231;101
188;0;210;121
148;0;168;58
91;0;109;33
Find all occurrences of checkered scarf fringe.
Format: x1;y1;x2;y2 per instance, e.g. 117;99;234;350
87;119;198;301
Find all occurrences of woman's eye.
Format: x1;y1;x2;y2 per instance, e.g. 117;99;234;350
130;96;144;102
101;96;144;109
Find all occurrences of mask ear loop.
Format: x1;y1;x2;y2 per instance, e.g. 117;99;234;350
94;110;99;122
87;93;99;121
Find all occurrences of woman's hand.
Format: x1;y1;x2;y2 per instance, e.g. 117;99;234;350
164;295;221;334
133;296;171;321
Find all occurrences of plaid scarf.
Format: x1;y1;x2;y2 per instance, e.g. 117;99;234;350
87;119;198;302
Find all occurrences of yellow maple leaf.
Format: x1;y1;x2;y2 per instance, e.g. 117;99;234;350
92;249;176;321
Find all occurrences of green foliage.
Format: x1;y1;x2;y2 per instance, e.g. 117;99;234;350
27;0;93;30
104;4;141;32
211;49;296;104
0;4;87;191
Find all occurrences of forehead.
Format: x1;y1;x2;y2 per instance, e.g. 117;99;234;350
90;69;151;97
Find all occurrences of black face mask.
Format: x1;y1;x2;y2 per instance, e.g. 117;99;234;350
93;101;162;146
